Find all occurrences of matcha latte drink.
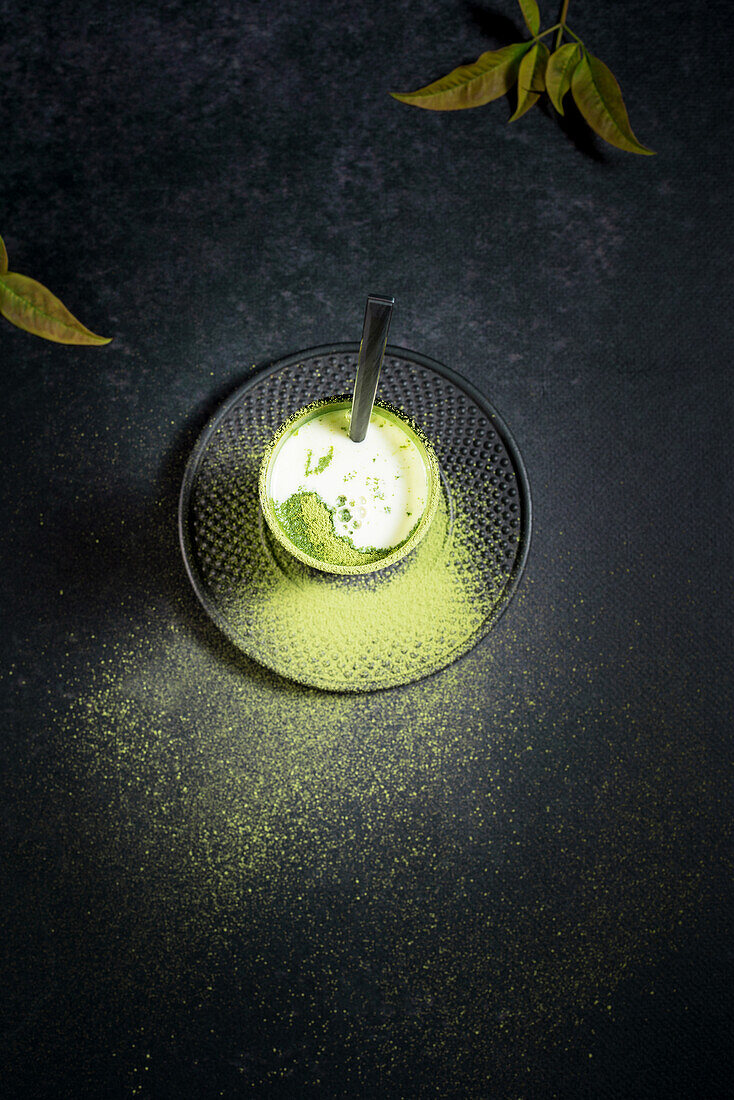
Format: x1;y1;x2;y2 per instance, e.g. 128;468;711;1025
259;398;440;574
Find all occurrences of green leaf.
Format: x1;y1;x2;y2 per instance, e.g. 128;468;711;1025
0;271;111;344
571;51;655;154
0;234;7;275
546;42;581;115
391;43;529;111
509;41;549;122
517;0;540;36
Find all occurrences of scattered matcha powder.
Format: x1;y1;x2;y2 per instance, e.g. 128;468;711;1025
15;599;722;1096
304;446;333;476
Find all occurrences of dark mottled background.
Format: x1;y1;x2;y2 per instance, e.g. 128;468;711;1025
1;1;732;1096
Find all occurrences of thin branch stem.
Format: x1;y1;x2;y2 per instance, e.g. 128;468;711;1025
533;23;561;42
556;0;571;49
563;26;584;47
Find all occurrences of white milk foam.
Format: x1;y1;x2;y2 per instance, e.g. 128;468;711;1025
268;405;429;550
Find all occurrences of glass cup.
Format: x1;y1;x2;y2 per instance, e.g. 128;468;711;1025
259;396;440;575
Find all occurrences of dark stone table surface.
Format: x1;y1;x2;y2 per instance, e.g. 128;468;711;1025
1;1;731;1096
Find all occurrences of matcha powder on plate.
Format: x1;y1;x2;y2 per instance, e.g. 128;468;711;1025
218;490;501;691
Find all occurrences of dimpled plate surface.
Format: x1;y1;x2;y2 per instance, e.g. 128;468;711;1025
179;344;531;691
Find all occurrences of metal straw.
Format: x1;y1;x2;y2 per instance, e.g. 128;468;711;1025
349;294;394;442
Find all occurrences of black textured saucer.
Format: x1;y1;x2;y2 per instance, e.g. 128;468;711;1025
179;344;531;692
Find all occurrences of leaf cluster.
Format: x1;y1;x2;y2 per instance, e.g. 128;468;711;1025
0;233;110;344
391;0;654;156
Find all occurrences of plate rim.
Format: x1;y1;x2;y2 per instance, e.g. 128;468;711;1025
178;342;532;691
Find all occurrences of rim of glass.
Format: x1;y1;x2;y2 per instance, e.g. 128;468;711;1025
258;395;441;576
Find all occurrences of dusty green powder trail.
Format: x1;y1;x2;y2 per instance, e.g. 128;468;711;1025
6;588;724;1096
